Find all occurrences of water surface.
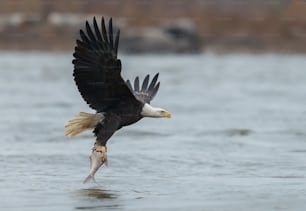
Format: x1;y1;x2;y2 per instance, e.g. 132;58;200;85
0;52;306;210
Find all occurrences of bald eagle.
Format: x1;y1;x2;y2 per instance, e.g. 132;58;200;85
64;17;171;183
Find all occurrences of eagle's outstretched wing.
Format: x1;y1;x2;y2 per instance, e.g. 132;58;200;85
126;73;160;104
72;17;138;112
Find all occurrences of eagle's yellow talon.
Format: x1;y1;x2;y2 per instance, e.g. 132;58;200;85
94;146;107;162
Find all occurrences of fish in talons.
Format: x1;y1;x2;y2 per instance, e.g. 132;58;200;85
83;143;107;184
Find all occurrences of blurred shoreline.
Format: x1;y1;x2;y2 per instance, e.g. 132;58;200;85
1;0;306;53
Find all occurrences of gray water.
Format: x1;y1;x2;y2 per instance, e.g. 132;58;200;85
0;52;306;211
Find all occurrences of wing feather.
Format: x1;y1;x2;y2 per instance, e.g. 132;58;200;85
141;75;149;91
80;30;90;45
150;82;160;100
109;18;114;49
101;18;109;44
134;76;140;91
86;21;96;42
115;30;120;55
148;73;159;92
93;17;103;42
126;79;133;91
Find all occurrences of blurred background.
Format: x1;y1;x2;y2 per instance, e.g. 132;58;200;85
1;0;306;53
1;1;306;211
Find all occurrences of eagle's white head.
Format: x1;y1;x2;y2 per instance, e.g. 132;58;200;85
141;103;171;118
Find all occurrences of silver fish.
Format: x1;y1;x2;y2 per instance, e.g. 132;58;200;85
83;144;107;183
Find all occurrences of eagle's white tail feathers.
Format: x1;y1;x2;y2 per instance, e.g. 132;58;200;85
64;112;104;137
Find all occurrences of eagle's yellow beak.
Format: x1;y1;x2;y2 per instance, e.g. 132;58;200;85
165;111;172;118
